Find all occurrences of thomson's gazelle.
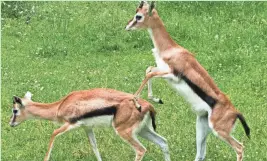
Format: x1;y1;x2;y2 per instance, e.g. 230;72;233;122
10;89;170;161
126;1;250;161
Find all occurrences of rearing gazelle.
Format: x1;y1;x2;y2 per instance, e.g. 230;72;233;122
126;1;250;161
9;89;171;161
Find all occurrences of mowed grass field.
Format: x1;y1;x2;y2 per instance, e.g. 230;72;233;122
2;1;267;161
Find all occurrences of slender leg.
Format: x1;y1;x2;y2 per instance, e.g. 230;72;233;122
195;116;210;161
216;131;244;161
44;122;77;161
210;111;244;161
146;66;163;104
117;129;146;161
134;71;170;98
133;70;170;111
139;126;171;161
84;128;102;161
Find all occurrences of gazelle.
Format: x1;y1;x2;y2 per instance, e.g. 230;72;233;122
9;89;171;161
126;1;250;161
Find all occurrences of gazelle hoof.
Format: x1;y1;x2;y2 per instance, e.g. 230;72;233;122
132;97;142;112
136;105;142;112
149;96;164;104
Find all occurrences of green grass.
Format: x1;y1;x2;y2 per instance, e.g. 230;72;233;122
2;1;267;161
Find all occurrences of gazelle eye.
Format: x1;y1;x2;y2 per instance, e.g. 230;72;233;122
13;109;18;114
135;15;142;21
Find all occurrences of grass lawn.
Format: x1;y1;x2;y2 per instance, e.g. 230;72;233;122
1;1;267;161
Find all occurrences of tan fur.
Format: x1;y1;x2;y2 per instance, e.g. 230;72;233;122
126;2;249;161
10;88;160;161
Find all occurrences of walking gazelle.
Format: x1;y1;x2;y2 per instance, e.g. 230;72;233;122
10;89;171;161
126;1;250;161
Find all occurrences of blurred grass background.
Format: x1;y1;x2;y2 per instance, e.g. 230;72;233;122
1;1;267;161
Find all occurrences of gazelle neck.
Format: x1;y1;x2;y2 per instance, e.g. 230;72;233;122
147;16;178;53
26;101;62;121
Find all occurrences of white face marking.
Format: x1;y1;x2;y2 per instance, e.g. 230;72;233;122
125;20;136;30
125;13;144;31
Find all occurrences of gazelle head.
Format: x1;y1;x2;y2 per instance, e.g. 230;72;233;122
9;91;32;127
125;1;156;31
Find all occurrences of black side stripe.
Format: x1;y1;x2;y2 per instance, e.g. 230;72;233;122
180;75;217;108
69;106;117;123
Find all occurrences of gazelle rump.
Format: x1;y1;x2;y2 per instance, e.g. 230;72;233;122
126;2;250;161
10;89;171;161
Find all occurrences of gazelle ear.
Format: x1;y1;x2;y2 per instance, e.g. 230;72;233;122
138;1;145;8
13;96;22;105
24;91;32;100
149;1;155;16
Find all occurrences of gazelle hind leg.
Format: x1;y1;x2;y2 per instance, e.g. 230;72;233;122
44;122;78;161
195;116;210;161
216;130;244;161
84;128;102;161
117;129;146;161
210;116;244;161
210;110;244;161
138;125;171;161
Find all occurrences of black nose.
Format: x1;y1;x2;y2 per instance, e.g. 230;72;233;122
135;15;142;21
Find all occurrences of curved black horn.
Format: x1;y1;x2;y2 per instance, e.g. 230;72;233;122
149;1;155;16
139;1;145;8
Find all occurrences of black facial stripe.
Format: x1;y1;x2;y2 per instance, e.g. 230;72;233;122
132;20;138;27
69;106;117;123
12;114;17;123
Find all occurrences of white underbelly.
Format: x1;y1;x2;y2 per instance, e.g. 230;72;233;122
77;115;114;128
167;79;211;116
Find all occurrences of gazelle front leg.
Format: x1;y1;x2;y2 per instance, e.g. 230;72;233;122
134;71;171;98
84;128;102;161
44;122;77;161
146;66;164;104
133;70;172;111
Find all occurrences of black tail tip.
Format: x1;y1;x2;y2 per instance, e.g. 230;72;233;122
158;99;164;104
237;113;250;139
246;129;251;139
